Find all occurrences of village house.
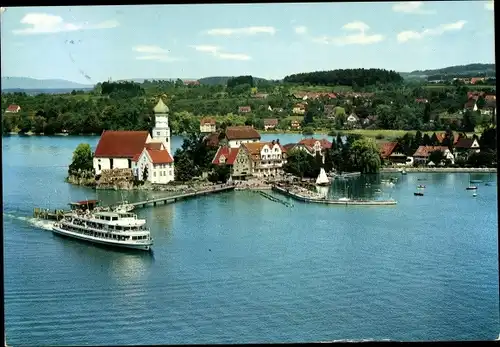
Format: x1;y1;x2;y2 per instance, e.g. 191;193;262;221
242;140;287;178
93;98;175;183
212;145;242;177
470;77;485;85
285;138;332;162
183;80;200;86
415;98;429;104
324;105;336;119
434;132;461;146
292;103;306;115
346;113;359;125
238;106;252;114
263;118;279;131
290;120;302;130
134;143;174;184
413;146;455;166
273;107;284;113
223;125;261;148
453;138;480;159
200;117;216;133
379;142;408;165
5;104;21;113
252;93;269;99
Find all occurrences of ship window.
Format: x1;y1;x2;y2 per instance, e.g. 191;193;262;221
132;236;137;240
112;217;118;221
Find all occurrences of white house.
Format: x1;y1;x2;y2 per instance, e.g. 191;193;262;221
200;117;216;133
93;130;152;175
5;104;21;113
347;113;359;123
93;98;175;183
134;143;174;184
224;125;261;148
242;141;287;178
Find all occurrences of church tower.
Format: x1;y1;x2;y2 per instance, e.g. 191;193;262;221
152;97;171;154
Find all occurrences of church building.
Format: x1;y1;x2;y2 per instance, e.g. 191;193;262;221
93;98;175;184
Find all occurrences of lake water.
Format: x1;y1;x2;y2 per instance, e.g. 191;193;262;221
3;134;499;345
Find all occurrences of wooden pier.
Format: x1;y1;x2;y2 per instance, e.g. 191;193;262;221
272;185;397;206
254;190;294;207
130;184;235;209
33;185;236;220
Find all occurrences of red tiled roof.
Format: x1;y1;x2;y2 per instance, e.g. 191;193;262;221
455;138;476;149
204;132;221;147
212;146;239;165
146;149;174;164
94;130;150;158
413;146;449;157
238;106;252;112
283;143;296;152
415;98;428;103
485;94;496;101
201;117;216;125
298;138;332;149
435;133;446;143
264;118;279;126
379;142;398;159
225;126;261;140
6;104;20;112
145;142;163;150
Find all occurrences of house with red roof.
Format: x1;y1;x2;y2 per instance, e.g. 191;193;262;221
238;106;252;114
5;104;21;113
453;138;480;159
379;142;408;165
213;139;287;179
200;117;216;133
223;125;261;148
263;118;279;130
93;98;175;183
413;146;455;165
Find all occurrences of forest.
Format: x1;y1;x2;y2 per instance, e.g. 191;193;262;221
283;68;404;87
1;71;496;136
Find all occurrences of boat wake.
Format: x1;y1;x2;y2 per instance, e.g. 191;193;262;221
3;212;55;231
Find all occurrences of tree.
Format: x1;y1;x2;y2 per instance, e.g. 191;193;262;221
428;150;445;165
283;149;318;178
479;127;497;152
348;137;382;173
422;133;431;146
423;102;431;123
142;166;149;181
462;109;478;132
467;151;495;167
302;127;314;136
174;151;196;181
208;164;231;183
414;130;423;147
68;143;94;176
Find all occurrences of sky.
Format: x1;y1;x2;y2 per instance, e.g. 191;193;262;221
0;1;495;84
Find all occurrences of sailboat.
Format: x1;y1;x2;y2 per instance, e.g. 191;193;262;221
316;167;331;186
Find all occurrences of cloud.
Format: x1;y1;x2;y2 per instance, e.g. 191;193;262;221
392;1;436;14
12;13;119;35
190;44;251;61
312;21;384;45
133;45;178;62
397;20;467;43
485;1;494;11
205;26;275;36
294;26;307;34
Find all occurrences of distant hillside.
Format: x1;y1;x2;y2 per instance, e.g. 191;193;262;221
401;63;495;79
198;76;271;85
3;88;93;95
1;77;94;90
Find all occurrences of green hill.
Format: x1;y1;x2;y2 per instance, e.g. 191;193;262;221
401;63;495;80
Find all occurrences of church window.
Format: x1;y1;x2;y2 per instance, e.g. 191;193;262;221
153;172;156;177
157;132;161;136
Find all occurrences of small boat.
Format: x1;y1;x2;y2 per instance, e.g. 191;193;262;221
374;189;382;193
472;193;477;197
315;167;330;186
470;179;483;184
401;170;407;175
414;192;424;196
485;182;492;186
417;185;426;188
417;178;427;181
466;186;477;190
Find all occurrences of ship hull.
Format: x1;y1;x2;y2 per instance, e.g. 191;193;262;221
52;226;152;251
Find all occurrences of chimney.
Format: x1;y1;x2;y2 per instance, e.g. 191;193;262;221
271;140;275;145
276;139;280;144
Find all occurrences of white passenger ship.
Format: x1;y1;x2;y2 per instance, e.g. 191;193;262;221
52;201;153;251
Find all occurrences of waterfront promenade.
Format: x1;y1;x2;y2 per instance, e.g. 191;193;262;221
381;167;497;173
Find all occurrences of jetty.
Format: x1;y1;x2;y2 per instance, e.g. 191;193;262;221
131;184;235;209
254;190;293;207
272;185;397;206
33;184;235;220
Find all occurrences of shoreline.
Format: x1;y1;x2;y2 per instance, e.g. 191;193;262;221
380;167;497;173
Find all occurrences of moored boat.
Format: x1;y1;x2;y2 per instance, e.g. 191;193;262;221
414;192;424;196
466;186;477;190
316;168;331;186
417;185;426;188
